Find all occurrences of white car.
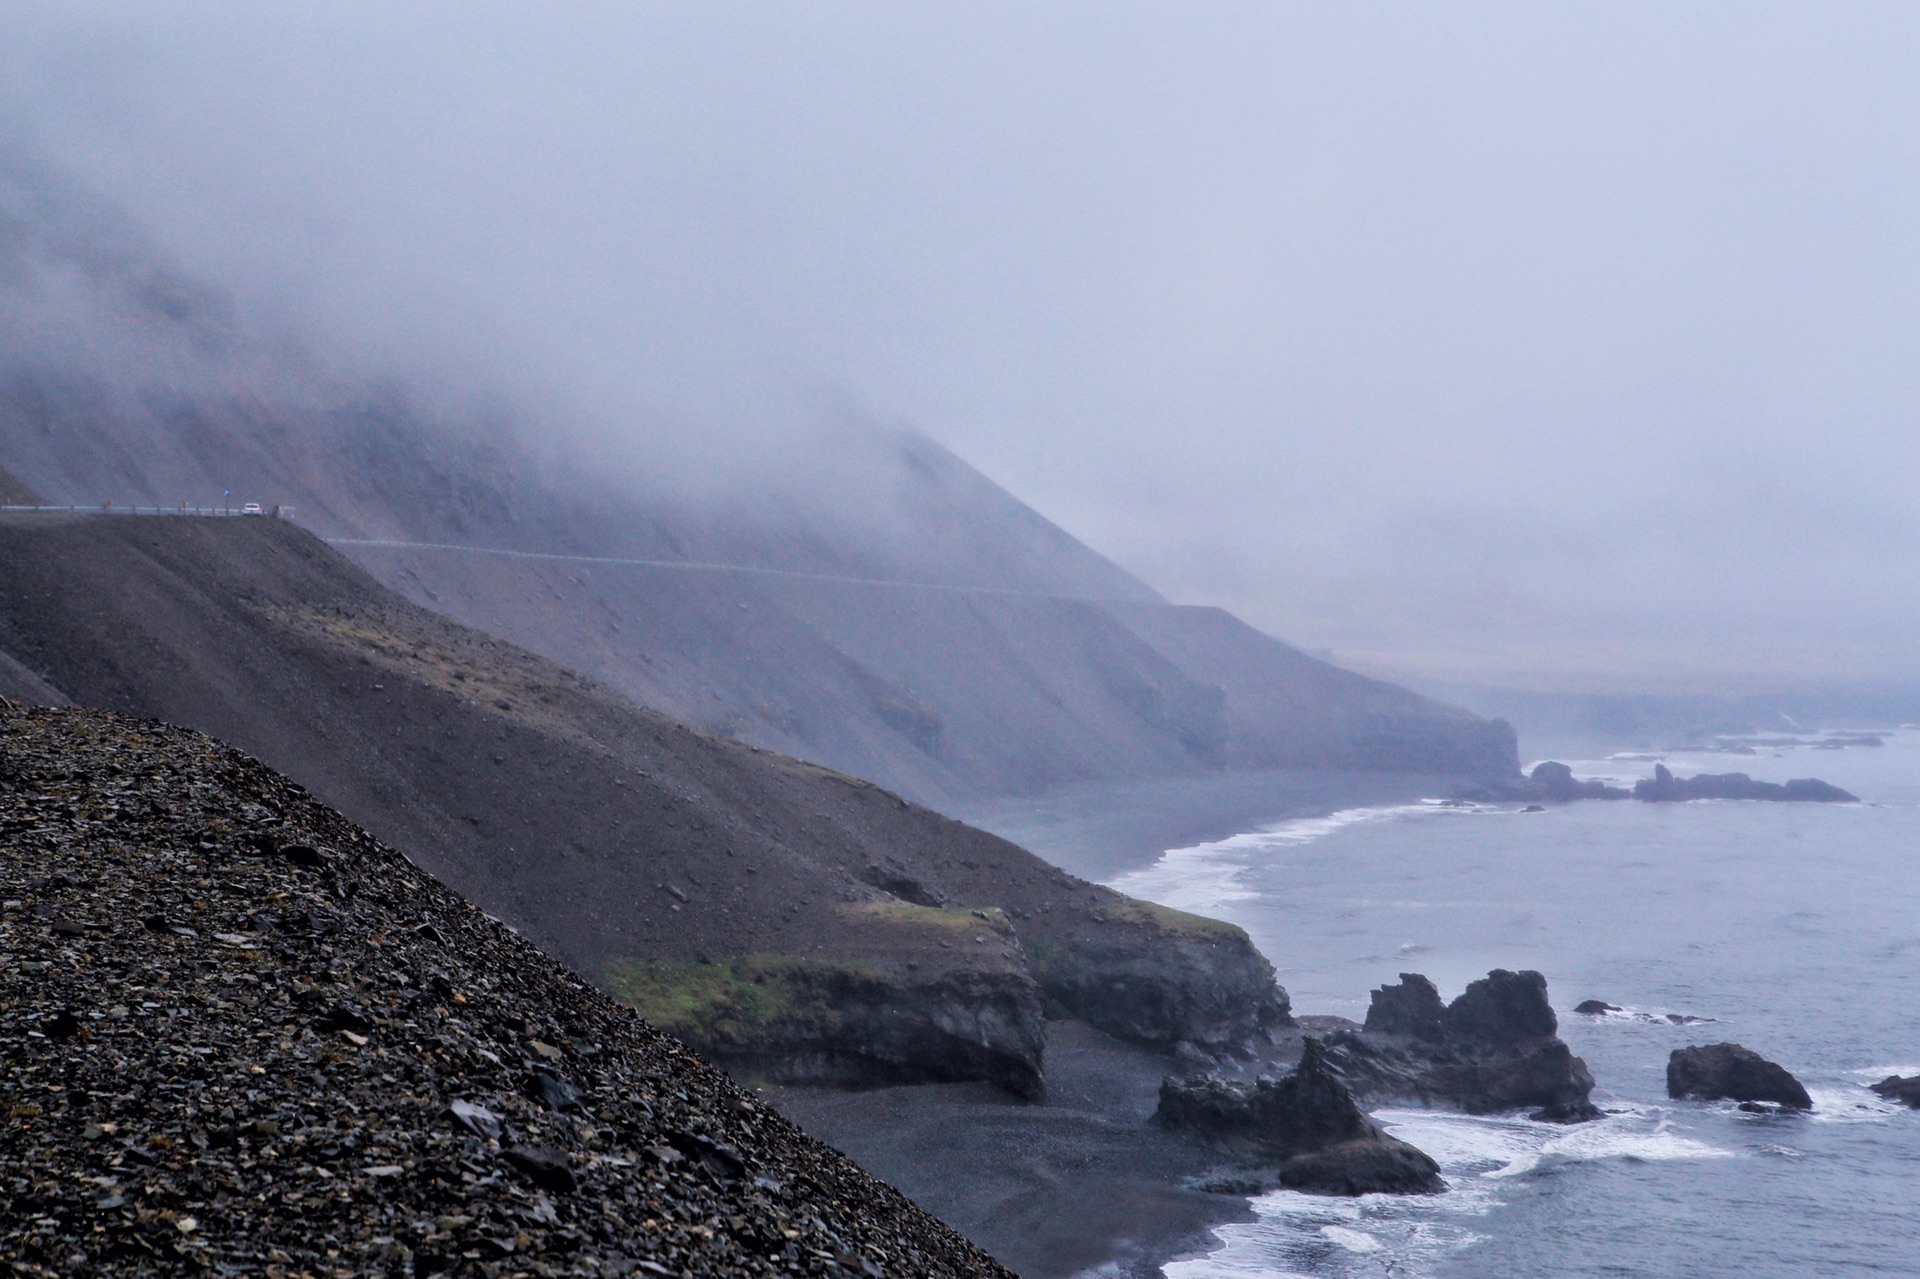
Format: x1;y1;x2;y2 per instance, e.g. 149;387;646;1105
240;502;264;516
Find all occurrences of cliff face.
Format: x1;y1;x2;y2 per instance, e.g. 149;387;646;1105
0;513;1284;1090
0;705;1012;1277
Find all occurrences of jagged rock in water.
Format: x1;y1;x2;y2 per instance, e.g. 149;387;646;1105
1574;1000;1622;1015
1635;763;1855;803
1329;970;1598;1119
1362;972;1445;1040
1155;1038;1444;1196
1668;1043;1813;1110
0;706;1010;1278
1870;1075;1920;1108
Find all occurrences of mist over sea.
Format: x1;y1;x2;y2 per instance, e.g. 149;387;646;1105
1112;732;1920;1278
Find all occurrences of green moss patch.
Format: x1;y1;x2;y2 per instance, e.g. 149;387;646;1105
1108;895;1248;942
605;955;883;1049
846;900;1010;935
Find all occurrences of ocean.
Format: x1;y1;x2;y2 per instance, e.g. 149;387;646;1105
1109;731;1920;1278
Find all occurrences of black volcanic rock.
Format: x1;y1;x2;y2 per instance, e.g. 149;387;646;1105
1460;759;1855;806
1362;972;1445;1040
1870;1075;1920;1108
1668;1043;1813;1110
1455;760;1632;804
1329;970;1597;1118
0;706;1009;1277
1156;1038;1443;1196
1635;763;1855;803
1443;968;1560;1044
1574;1000;1621;1015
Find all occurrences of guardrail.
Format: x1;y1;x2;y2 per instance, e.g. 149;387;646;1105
0;504;295;518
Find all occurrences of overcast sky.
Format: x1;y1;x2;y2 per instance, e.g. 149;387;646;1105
4;3;1918;693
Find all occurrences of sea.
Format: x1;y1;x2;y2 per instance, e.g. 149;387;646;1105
1107;730;1920;1278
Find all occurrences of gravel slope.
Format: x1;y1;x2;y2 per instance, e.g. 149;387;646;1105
0;706;1011;1278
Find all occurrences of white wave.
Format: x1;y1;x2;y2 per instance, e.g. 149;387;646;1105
1107;802;1459;915
1318;1225;1381;1253
1805;1084;1906;1124
1167;1105;1731;1279
1577;1003;1715;1026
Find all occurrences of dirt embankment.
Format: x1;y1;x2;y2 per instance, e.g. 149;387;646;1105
0;705;1010;1278
0;514;1282;1092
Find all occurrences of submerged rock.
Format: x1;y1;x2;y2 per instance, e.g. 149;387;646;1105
1667;1043;1813;1110
1330;970;1598;1118
1574;1000;1622;1015
1156;1037;1443;1196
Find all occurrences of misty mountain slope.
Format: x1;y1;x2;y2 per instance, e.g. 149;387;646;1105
1103;601;1518;773
0;147;1514;802
349;541;1233;806
0;510;1285;1090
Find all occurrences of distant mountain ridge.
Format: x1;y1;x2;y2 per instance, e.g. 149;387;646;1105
0;149;1517;801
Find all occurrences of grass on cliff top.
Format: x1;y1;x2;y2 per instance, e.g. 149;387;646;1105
606;955;883;1047
846;900;1012;935
1106;895;1248;942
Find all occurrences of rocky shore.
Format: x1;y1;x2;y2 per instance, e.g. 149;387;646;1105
1155;1037;1443;1196
0;706;1009;1277
1461;760;1855;805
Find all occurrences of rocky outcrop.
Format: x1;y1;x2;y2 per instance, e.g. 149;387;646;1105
1328;970;1599;1120
1457;760;1632;804
1459;760;1856;806
1635;764;1855;803
1156;1038;1443;1195
608;955;1046;1099
1870;1075;1920;1107
1026;898;1290;1056
1668;1044;1812;1109
0;705;1011;1277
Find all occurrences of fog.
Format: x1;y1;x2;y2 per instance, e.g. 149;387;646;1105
3;3;1917;694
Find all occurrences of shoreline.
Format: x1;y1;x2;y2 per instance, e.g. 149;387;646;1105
954;768;1454;884
769;1020;1297;1279
778;770;1453;1278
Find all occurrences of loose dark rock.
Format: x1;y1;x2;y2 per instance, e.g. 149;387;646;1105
502;1143;578;1193
526;1068;587;1112
0;706;1010;1278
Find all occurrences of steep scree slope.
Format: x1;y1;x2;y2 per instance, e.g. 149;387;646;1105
0;514;1284;1090
0;705;1010;1278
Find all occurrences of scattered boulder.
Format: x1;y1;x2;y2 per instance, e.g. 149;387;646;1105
1667;1044;1812;1110
1574;1000;1621;1015
1329;970;1597;1118
1636;764;1855;804
1870;1075;1920;1108
1156;1037;1443;1196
